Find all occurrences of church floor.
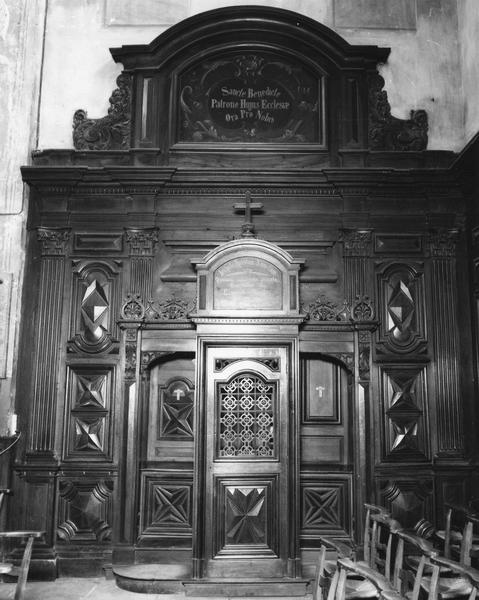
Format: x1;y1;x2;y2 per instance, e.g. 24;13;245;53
0;577;313;600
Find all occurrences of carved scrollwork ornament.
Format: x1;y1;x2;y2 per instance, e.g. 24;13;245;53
37;228;71;256
121;293;145;321
368;71;428;151
305;294;351;322
73;73;131;150
351;295;375;321
144;297;194;321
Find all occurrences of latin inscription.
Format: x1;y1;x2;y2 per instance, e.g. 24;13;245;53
209;79;293;130
213;257;283;311
179;53;322;144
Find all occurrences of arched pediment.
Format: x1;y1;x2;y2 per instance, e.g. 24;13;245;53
192;238;303;319
110;6;390;72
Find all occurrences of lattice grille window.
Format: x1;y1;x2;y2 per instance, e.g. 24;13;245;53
217;373;276;458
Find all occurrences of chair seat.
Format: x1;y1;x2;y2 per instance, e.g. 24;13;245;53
406;554;452;575
421;575;473;599
344;577;380;598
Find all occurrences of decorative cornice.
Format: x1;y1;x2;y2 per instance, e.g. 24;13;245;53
73;73;131;151
37;228;71;256
368;71;428;151
125;228;159;256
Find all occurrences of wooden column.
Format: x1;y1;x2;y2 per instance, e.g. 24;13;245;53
125;228;159;302
342;229;373;304
27;228;70;459
429;229;464;458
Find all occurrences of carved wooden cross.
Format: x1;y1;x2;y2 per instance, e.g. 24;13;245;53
233;191;263;238
172;388;185;401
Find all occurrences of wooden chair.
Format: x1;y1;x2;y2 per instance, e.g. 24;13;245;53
0;489;45;600
394;529;474;599
313;507;399;600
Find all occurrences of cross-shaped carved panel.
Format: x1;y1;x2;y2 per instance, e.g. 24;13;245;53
153;486;191;526
303;487;339;527
159;378;194;439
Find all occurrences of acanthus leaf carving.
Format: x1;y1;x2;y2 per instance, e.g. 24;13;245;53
125;228;160;256
368;71;428;151
37;228;71;256
73;74;131;151
351;295;374;321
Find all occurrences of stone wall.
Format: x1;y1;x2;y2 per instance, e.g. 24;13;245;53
458;0;479;144
0;0;46;441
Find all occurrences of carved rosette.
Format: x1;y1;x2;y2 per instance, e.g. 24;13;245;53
73;73;131;150
38;228;71;256
121;293;145;321
368;71;428;151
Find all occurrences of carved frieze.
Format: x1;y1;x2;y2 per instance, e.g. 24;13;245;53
368;71;428;151
73;73;131;151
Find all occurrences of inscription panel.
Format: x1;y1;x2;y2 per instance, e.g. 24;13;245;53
213;257;283;311
178;52;323;144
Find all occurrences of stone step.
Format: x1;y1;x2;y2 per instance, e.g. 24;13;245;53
113;564;310;596
183;579;310;597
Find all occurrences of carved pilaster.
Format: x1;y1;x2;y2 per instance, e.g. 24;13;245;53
428;230;463;457
125;228;159;301
28;229;71;459
341;229;373;304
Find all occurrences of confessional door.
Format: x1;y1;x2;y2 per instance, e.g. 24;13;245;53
202;344;292;579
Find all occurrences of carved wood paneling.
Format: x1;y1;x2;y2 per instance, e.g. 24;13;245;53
69;260;122;354
63;366;113;461
378;478;433;529
57;479;113;543
214;476;278;557
380;366;429;461
139;473;193;544
376;262;427;357
300;477;351;538
159;377;194;440
28;229;70;457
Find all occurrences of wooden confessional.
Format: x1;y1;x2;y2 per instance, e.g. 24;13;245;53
16;6;477;592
